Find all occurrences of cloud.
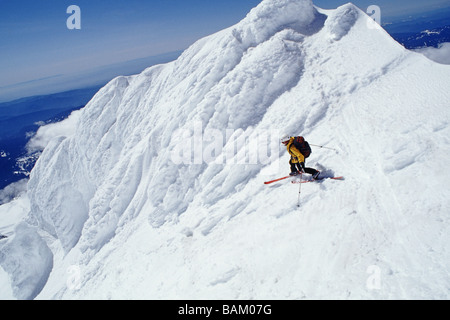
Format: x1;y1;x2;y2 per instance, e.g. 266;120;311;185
0;101;83;205
0;179;28;205
413;42;450;65
26;109;82;154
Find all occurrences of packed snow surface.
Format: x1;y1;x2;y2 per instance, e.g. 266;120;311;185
1;0;449;299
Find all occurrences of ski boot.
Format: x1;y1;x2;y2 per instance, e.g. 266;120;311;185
312;171;321;180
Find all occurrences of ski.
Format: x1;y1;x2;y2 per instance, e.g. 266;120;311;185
264;175;293;185
291;176;344;184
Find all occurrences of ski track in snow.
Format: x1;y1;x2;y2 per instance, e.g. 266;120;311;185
0;0;449;300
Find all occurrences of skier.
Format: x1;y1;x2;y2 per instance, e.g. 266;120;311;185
281;135;320;179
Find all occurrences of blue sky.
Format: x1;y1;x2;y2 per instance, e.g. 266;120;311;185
1;0;449;102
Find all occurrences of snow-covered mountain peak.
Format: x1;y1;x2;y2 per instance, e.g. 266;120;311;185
1;0;449;300
236;0;319;42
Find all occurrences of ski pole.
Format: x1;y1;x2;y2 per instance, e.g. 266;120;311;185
310;144;339;152
297;172;302;208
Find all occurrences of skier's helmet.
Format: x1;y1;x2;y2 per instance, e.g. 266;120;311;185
280;134;291;145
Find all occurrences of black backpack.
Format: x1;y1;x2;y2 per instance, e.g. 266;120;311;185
292;136;311;159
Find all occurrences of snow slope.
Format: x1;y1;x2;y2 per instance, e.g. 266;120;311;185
1;0;449;299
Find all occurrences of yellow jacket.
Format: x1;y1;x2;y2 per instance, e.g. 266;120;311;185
286;137;305;164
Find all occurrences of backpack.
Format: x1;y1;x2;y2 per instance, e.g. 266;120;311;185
292;136;311;159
